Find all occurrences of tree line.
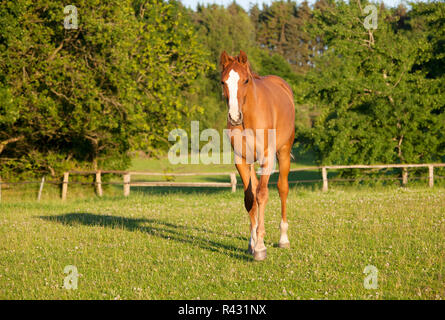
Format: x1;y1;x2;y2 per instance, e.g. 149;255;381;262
0;0;444;180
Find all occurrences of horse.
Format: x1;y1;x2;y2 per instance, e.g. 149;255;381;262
220;50;295;261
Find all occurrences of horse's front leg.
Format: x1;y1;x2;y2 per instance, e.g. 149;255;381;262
235;162;258;255
247;165;259;254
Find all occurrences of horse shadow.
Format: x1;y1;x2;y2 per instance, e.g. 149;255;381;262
39;213;251;261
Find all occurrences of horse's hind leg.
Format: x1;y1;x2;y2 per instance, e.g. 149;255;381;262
254;163;271;261
277;147;291;248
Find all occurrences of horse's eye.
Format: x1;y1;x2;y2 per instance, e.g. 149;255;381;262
221;81;225;85
244;79;249;84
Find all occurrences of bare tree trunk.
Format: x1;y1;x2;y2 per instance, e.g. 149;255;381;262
396;134;405;162
92;158;98;171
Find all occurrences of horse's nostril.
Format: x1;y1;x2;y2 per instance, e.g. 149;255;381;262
228;111;243;126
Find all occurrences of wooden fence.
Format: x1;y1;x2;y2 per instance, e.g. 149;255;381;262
61;170;239;200
0;163;444;201
297;163;445;192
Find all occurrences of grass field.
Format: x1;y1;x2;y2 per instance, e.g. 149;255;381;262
1;184;444;299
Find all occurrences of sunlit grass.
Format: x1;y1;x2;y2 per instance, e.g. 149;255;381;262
0;186;444;299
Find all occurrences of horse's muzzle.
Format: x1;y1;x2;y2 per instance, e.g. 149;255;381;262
228;111;243;126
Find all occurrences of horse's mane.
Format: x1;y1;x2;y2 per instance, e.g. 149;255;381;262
247;62;261;80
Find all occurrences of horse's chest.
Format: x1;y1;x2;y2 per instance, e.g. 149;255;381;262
228;128;271;163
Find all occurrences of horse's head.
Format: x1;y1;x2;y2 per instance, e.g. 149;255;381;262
220;50;251;125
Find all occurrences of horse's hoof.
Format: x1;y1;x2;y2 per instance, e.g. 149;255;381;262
253;248;267;261
247;246;254;255
278;242;290;249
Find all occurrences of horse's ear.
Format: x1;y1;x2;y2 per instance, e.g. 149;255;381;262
220;51;230;69
238;50;248;65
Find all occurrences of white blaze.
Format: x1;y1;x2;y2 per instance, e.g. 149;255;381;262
225;69;240;122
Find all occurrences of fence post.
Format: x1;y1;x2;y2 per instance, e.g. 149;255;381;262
95;170;103;197
123;173;130;197
428;165;434;188
37;176;45;201
61;172;69;201
402;168;408;186
322;167;328;192
230;172;237;192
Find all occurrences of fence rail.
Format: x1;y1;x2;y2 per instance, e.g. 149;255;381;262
0;163;444;201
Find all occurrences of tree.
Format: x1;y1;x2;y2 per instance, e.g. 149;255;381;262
131;0;211;154
253;0;319;73
299;1;445;169
0;0;211;178
1;0;139;176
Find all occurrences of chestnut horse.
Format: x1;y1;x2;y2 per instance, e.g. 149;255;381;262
220;50;295;261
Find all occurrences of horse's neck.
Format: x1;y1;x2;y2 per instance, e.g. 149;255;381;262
243;80;258;118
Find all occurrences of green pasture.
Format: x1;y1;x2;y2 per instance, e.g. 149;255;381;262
1;152;444;299
0;183;444;299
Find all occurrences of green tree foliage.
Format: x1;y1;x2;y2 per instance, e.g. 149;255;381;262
252;0;323;73
193;2;256;66
410;1;445;79
131;0;211;153
299;1;444;167
0;0;210;178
